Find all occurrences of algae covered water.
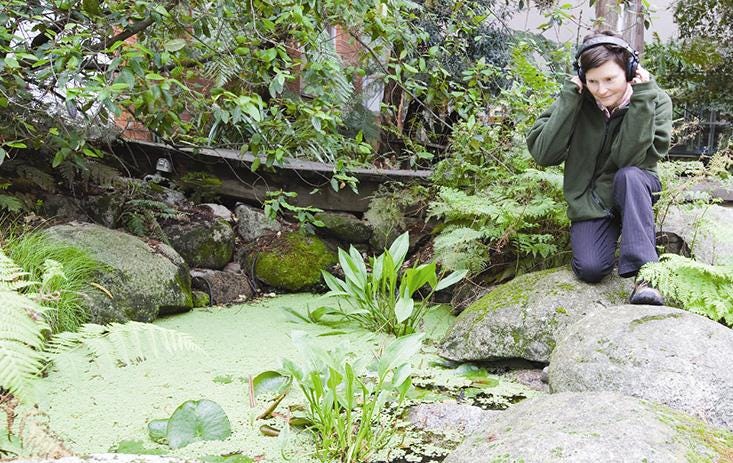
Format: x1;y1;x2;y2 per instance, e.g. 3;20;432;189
30;294;534;462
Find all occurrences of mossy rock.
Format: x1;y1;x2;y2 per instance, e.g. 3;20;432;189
444;392;733;463
251;231;337;291
43;222;193;323
315;211;372;244
439;266;629;363
164;218;234;270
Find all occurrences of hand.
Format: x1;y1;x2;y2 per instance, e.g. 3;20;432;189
631;65;650;84
570;75;583;93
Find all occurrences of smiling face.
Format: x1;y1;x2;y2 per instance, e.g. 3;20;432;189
584;60;629;109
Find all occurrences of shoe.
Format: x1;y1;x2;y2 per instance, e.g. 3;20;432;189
629;280;664;306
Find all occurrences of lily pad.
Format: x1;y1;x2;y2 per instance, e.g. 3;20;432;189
252;370;291;397
147;419;168;444
166;399;232;449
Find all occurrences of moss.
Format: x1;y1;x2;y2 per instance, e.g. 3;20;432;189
253;231;337;291
555;306;568;314
464;267;564;324
629;312;684;329
192;290;210;308
651;403;733;462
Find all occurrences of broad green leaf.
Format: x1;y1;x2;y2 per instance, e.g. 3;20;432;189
435;269;468;291
322;271;347;294
394;296;414;323
388;232;410;268
166;399;232;449
164;39;187;52
377;333;423;378
147;419;168;444
252;370;291;397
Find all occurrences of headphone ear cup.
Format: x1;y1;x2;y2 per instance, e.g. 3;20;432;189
627;56;638;81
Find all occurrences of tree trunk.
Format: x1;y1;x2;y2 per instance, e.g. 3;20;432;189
594;0;645;55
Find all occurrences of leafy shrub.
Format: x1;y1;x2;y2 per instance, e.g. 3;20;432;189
638;254;733;325
321;232;466;336
282;331;423;462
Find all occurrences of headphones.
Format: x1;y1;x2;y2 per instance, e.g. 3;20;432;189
573;36;639;83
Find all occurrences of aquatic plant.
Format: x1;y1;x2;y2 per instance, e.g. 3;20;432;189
147;399;232;449
282;331;423;463
322;232;467;336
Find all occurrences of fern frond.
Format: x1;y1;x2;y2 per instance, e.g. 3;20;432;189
433;226;491;273
638;254;733;324
0;290;49;401
47;322;202;368
428;187;500;221
0;194;24;213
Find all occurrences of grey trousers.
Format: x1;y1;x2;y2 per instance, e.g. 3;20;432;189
571;166;662;282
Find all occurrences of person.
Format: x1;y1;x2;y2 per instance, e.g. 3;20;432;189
526;30;672;305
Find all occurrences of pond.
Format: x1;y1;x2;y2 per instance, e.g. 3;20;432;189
31;294;539;462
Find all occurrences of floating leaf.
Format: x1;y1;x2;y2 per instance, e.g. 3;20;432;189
147;419;168;444
259;424;280;437
166;399;232;449
252;371;291;397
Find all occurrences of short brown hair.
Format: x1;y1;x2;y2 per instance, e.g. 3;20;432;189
579;30;630;73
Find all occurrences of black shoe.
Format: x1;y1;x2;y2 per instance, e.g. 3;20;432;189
629;280;664;306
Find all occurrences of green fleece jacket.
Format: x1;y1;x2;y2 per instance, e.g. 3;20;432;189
527;79;673;222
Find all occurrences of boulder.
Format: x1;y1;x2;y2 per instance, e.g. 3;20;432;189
234;204;281;242
43;223;192;323
191;268;254;305
549;304;733;430
407;402;500;436
659;204;733;265
199;203;234;221
438;266;629;363
84;193;125;228
315;211;372;244
248;231;337;291
443;392;733;463
163;218;234;270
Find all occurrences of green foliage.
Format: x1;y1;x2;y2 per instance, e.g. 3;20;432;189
281;331;423;463
0;248;49;401
0;244;200;404
429;169;568;275
263;190;324;233
3;231;102;333
119;198;179;241
146;399;232;449
322;232;467;336
638;254;733;325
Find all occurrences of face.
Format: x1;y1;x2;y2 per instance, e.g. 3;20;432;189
584;60;628;109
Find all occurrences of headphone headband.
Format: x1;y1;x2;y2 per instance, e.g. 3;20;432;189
573;35;640;83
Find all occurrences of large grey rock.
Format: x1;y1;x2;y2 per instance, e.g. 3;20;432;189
44;223;192;323
549;304;733;430
438;267;629;363
444;392;733;463
234;204;281;243
659;204;733;265
407;403;500;436
163;218;234;270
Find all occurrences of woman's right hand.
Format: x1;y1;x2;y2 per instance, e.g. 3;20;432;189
570;76;584;93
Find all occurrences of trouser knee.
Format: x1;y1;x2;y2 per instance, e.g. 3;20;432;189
572;259;613;283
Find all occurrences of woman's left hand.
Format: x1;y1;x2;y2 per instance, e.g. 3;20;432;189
632;65;650;84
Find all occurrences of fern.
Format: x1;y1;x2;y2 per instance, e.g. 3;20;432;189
0;250;49;401
0;194;24;213
432;226;491;274
47;322;201;369
638;254;733;325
